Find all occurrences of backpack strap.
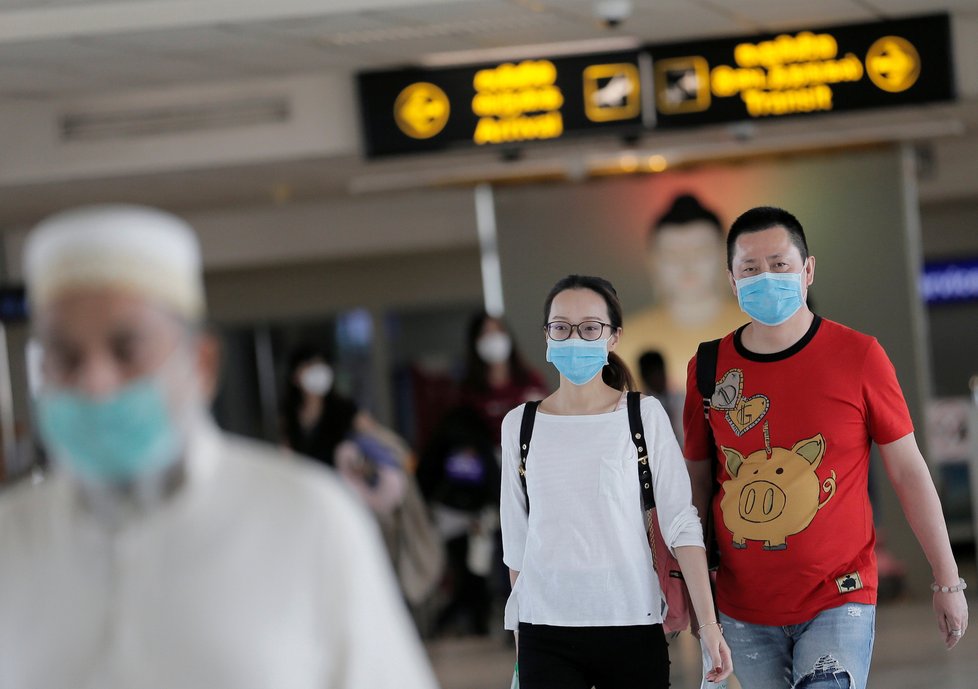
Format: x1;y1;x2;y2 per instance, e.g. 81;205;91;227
695;338;721;420
626;391;654;510
695;338;722;571
518;400;541;514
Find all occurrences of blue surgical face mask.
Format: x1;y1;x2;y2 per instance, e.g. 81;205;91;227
35;374;184;485
546;337;609;386
736;270;806;326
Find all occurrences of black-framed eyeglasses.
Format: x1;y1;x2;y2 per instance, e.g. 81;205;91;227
545;321;612;341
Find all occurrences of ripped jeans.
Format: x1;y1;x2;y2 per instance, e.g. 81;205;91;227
720;603;875;689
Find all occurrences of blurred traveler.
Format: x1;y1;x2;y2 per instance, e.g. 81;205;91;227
463;311;548;622
501;274;731;689
618;193;745;393
684;206;969;689
459;311;547;446
637;349;682;441
0;205;439;689
282;345;444;611
418;404;500;636
281;346;406;516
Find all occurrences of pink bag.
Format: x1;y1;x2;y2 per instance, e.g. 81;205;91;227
645;506;692;634
628;390;692;635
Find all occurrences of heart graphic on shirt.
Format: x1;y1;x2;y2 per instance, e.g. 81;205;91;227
711;369;742;411
726;395;770;436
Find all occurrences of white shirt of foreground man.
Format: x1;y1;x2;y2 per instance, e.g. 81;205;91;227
0;205;439;689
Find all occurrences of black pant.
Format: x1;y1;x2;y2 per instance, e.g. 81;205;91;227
518;623;670;689
436;533;491;635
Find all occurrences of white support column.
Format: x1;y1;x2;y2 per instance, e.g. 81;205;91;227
474;183;505;317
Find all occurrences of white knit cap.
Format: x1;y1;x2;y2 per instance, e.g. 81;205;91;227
24;204;205;320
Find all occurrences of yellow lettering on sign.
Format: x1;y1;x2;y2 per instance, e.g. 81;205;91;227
712;54;862;97
742;85;833;117
471;86;564;118
473;60;558;92
471;59;564;145
473;112;564;145
711;65;767;98
734;32;839;68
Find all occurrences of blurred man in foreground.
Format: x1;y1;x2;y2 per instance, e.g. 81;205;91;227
0;205;439;689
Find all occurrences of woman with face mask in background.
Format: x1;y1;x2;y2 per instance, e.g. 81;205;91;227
281;346;407;516
500;274;732;689
459;312;548;447
417;313;546;637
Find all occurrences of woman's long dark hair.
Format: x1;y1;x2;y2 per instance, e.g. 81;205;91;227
461;310;536;393
543;274;636;392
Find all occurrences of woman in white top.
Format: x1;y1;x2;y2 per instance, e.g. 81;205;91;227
500;274;732;689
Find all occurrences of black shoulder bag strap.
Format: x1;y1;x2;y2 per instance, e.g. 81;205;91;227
627;391;683;587
626;391;654;510
695;338;721;570
518;400;541;515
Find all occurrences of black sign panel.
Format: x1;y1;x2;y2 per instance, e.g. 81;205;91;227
358;51;646;158
649;13;954;128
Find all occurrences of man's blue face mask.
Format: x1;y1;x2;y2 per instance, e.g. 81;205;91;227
735;269;806;326
35;372;183;485
546;337;609;385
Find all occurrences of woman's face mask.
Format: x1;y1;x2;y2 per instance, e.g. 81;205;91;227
476;332;512;364
546;337;609;386
298;362;334;397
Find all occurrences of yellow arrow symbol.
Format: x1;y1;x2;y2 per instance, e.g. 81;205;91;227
394;82;450;139
866;36;920;93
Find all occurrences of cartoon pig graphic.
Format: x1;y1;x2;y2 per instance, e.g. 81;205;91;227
720;433;836;550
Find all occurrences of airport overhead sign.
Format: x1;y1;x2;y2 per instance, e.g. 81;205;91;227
650;14;954;129
358;51;647;158
357;13;953;157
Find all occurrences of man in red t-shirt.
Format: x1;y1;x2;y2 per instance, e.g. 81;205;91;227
683;206;968;689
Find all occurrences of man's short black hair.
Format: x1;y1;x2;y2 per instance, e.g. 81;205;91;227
650;193;722;242
726;206;809;270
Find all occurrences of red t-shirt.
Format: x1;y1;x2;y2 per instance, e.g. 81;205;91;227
683;317;913;625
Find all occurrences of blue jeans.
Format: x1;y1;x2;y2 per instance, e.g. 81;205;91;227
720;603;876;689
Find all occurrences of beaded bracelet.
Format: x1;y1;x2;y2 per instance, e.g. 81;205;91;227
697;621;724;634
930;577;968;593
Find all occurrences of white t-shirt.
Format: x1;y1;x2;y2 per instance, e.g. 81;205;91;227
500;395;703;630
0;420;439;689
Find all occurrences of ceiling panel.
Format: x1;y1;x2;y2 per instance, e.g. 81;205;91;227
236;13;403;40
88;26;351;75
863;0;978;14
710;0;877;30
0;64;91;98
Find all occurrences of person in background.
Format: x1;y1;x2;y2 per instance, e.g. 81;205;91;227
0;204;438;689
618;193;745;394
684;205;968;689
459;311;548;446
501;274;731;689
281;346;406;516
441;311;547;635
637;349;682;441
417;404;500;636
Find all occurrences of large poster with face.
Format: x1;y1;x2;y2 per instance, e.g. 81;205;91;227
493;145;928;431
